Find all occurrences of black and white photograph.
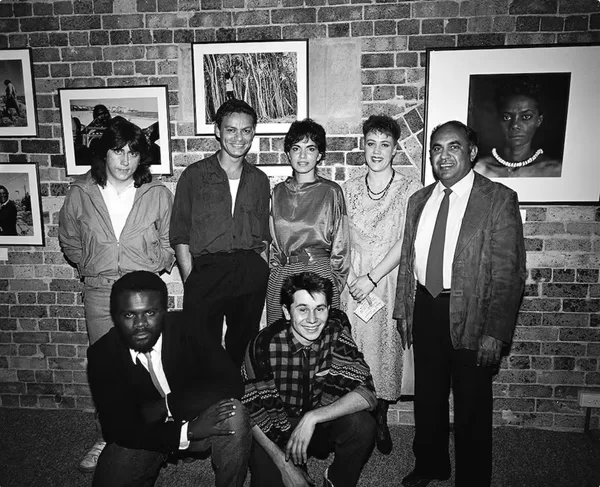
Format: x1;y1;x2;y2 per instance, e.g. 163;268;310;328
0;48;38;137
193;40;308;135
424;44;600;203
0;163;44;246
59;86;172;176
468;73;570;179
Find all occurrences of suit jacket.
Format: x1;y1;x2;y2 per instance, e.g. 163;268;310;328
87;312;243;453
393;172;526;350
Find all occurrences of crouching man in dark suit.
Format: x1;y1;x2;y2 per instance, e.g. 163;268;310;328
87;270;251;487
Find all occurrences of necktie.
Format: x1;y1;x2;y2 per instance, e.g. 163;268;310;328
426;188;452;298
144;351;166;397
301;348;311;414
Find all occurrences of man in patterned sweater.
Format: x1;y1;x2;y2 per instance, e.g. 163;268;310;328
242;272;376;487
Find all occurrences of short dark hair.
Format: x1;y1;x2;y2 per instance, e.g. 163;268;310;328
430;120;479;155
110;271;168;320
284;118;327;156
362;115;401;143
91;116;152;188
495;75;545;115
214;99;257;129
281;272;333;310
93;104;110;120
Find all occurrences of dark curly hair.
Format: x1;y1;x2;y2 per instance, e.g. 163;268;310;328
284;118;327;156
91;116;152;188
362;115;401;143
495;76;545;116
110;271;168;321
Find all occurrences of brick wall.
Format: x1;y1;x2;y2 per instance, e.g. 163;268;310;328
0;0;599;432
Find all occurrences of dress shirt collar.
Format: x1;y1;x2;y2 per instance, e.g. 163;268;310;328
433;169;474;200
129;333;163;364
286;324;324;355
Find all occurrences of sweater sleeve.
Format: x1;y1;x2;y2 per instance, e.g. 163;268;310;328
58;186;83;268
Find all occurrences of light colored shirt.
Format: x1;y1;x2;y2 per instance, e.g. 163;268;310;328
229;177;240;217
414;170;474;289
129;335;190;449
99;181;136;239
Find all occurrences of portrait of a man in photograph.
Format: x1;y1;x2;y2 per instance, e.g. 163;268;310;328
467;73;571;178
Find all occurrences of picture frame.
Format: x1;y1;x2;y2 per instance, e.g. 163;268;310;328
59;86;172;176
192;40;308;135
0;48;38;137
423;45;600;204
0;163;44;246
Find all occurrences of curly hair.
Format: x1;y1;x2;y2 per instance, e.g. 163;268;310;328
283;118;327;156
110;271;167;321
495;76;545;115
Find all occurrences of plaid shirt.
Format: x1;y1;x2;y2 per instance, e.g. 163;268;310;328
242;308;376;446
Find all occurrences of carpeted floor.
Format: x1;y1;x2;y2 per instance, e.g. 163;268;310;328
0;408;599;486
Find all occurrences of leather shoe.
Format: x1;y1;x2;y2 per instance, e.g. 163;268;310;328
401;470;449;487
376;421;393;454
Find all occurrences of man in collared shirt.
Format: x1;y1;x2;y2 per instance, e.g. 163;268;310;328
394;121;526;487
242;272;376;487
59;116;174;472
170;99;270;366
88;271;251;487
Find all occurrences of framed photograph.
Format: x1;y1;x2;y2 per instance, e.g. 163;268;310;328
423;45;600;204
0;163;44;246
0;48;38;137
59;86;172;176
192;40;308;135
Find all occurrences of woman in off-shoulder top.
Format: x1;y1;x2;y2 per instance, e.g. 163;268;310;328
266;118;350;326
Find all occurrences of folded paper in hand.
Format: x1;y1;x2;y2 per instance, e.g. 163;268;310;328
353;294;385;322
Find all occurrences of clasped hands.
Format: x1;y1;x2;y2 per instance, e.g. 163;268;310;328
348;275;375;304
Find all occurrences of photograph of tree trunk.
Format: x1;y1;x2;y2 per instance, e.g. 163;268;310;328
193;40;308;135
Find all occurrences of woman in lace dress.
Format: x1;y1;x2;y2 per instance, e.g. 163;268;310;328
266;118;350;326
341;115;421;454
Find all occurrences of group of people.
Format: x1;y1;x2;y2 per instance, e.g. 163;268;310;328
58;98;526;487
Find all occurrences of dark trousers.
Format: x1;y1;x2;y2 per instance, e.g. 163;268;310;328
184;250;269;367
93;399;252;487
412;286;494;487
249;411;376;487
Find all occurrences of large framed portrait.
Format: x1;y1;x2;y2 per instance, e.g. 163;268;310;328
192;40;308;135
59;86;172;176
423;45;600;204
0;48;38;137
0;163;44;246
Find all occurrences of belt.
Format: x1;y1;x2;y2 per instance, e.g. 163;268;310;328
281;248;330;265
416;282;451;297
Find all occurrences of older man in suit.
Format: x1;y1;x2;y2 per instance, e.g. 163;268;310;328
87;271;251;487
394;121;526;487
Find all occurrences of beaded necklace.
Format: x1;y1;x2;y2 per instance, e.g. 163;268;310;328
365;170;395;201
492;148;544;168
